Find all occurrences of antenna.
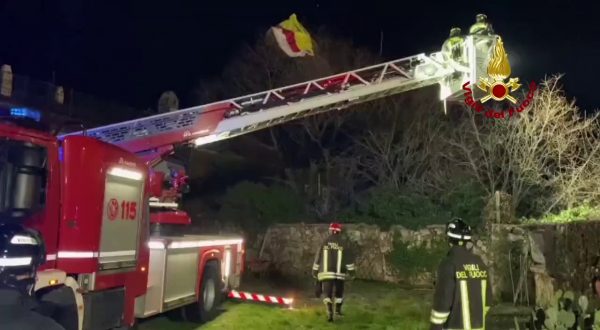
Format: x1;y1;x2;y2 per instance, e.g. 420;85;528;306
379;30;384;56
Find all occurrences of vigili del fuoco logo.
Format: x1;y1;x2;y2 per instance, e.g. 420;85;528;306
462;37;537;119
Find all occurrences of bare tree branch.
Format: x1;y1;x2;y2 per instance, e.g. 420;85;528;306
447;75;600;215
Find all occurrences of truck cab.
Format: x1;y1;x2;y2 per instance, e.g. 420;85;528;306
0;109;244;330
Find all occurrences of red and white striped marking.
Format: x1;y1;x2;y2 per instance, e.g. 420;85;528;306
228;290;293;306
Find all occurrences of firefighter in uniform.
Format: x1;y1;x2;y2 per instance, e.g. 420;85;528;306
441;26;469;78
441;27;465;64
430;218;492;330
0;223;66;330
312;222;356;322
469;13;494;36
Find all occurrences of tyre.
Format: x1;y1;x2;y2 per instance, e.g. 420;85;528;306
181;261;223;323
36;285;79;330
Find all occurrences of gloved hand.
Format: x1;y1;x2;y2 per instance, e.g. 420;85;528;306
314;280;322;298
312;270;318;279
347;271;356;281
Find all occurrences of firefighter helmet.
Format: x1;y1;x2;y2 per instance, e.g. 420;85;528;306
0;223;46;295
329;222;342;233
449;27;461;38
446;218;472;242
476;13;488;23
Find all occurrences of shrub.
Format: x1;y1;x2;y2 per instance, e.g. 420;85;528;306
521;201;600;224
218;181;307;234
387;237;448;278
344;178;486;231
347;186;450;230
441;178;487;228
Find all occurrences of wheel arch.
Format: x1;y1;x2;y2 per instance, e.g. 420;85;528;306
35;270;84;330
197;249;222;298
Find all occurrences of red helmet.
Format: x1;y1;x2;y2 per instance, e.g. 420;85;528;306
329;222;342;233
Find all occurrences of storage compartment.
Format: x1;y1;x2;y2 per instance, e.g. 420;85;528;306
163;248;199;310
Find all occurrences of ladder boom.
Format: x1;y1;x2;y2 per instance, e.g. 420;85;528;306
59;52;453;153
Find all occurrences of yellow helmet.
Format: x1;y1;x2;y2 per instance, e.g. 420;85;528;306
450;27;462;37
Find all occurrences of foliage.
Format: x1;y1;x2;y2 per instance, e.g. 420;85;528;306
519;289;600;330
387;237;448;278
440;177;487;228
521;202;600;224
346;185;450;230
342;176;486;230
218;181;307;234
446;76;600;219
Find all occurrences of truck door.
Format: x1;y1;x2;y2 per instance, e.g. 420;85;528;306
98;167;144;271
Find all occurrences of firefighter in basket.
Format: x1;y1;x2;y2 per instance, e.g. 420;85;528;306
441;27;465;65
0;223;66;330
430;218;493;330
312;222;356;322
469;13;494;36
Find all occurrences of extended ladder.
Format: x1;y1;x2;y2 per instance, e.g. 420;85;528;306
59;52;454;154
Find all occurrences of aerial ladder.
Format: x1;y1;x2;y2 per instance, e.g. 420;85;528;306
59;33;497;202
54;29;498;242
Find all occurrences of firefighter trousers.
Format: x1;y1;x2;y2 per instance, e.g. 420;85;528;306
321;279;345;315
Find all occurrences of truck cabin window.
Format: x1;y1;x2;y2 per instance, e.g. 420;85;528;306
0;139;47;220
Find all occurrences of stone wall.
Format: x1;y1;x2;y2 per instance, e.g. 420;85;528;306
256;223;488;287
482;221;600;307
251;220;600;306
522;222;600;307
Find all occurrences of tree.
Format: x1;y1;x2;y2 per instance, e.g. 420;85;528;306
192;27;386;217
446;75;600;217
346;88;451;194
191;25;492;226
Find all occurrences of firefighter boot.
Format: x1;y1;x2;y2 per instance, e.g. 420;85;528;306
335;298;344;317
323;298;334;322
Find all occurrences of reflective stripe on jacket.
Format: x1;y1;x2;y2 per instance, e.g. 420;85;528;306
312;234;355;281
430;245;492;330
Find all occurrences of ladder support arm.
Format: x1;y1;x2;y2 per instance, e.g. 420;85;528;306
59;53;452;154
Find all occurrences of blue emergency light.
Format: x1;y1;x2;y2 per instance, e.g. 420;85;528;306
9;108;42;122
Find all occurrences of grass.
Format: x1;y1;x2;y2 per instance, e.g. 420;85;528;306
137;280;432;330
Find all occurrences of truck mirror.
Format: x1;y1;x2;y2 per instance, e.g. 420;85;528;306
0;141;47;219
11;145;47;212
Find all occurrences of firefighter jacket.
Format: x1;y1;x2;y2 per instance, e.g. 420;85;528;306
312;234;355;281
442;36;465;61
430;245;492;330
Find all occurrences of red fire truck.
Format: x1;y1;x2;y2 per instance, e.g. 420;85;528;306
0;31;497;329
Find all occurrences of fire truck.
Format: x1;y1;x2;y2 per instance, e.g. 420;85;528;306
0;30;498;329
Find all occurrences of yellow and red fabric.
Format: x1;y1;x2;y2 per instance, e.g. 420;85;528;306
270;13;314;57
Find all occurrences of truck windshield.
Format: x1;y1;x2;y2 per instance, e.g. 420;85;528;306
0;139;47;221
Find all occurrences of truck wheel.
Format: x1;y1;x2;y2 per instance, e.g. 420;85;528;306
36;285;79;330
182;262;222;323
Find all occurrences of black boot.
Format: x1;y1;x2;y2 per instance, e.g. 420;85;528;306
335;302;344;317
324;299;334;322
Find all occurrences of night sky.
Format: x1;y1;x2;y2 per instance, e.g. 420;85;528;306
1;0;598;112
